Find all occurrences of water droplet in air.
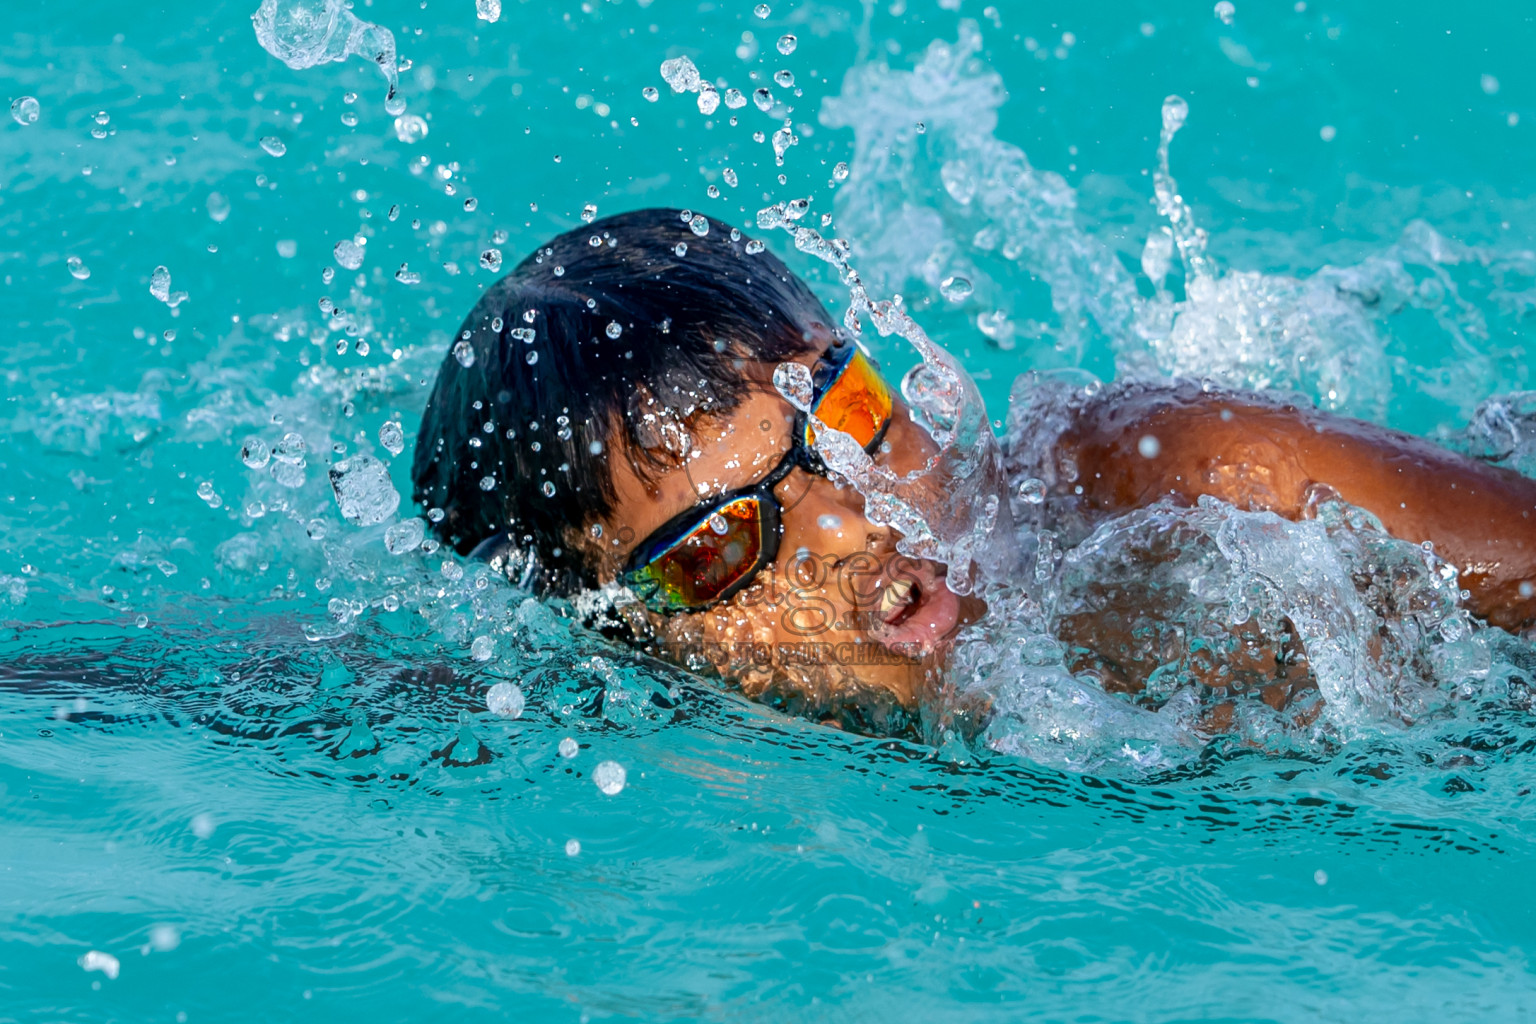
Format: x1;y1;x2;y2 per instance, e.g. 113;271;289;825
470;635;496;662
559;736;579;758
777;33;797;55
453;339;476;367
10;96;39;126
1481;73;1500;96
149;266;188;307
476;0;501;22
1137;434;1161;458
674;242;688;257
593;760;626;795
689;214;709;237
395;263;421;284
541;480;556;497
478;475;497;491
384;517;425;554
463;197;477;212
1213;0;1235;24
78;951;120;980
206;191;231;222
329;454;401;526
340;111;359;127
940;276;973;302
393;114;428;143
773;69;795;88
642;85;659;102
480;248;502;271
525;350;539;365
723;88;746;109
1161;94;1189;135
773;361;815;411
753;87;774;112
660;55;701;94
333;239;365;270
744;239;765;254
66;256;90;280
754;3;770;17
833;161;850;181
276;239;297;258
580;202;598;224
1019;477;1047;505
486;680;525;719
697;84;720;115
1319;124;1337;141
378;420;405;455
240;437;271;469
259;135;286;157
606;321;623;338
771;126;798;164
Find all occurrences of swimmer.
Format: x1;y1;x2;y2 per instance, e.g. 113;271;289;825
412;208;1536;736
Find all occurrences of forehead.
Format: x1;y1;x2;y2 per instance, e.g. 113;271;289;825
596;356;815;568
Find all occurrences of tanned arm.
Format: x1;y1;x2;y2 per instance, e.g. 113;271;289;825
1058;381;1536;632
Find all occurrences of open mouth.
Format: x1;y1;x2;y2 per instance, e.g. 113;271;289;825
868;560;966;660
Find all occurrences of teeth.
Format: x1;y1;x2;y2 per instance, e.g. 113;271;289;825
879;578;914;616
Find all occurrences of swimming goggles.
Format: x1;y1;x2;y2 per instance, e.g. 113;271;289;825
620;341;894;614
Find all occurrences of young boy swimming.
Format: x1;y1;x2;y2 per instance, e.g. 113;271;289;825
412;208;1536;737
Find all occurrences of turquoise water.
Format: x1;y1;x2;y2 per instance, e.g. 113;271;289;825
6;0;1536;1019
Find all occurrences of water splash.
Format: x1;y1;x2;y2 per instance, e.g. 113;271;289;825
251;0;404;114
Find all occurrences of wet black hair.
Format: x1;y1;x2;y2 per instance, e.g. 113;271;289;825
412;207;835;595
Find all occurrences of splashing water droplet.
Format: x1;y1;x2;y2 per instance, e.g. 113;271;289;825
674;242;688;257
486;680;524;717
525;350;539;365
777;33;797;55
593;760;626;795
149;266;188;307
394;263;421;284
744;239;765;255
66;256;90;280
697;83;720;115
564;838;580;856
1019;477;1047;505
689;215;709;237
773;361;815;411
329;454;400;526
580;202;598;223
206;191;231;222
384;517;425;554
606;321;623;339
463;197;477;212
479;248;502;271
10;96;39;126
251;0;402;113
541;480;556;497
378;420;404;455
1213;0;1235;24
240;437;271;468
660;55;701;94
642;85;659;102
755;3;771;17
832;161;850;182
393;113;428;143
752;87;774;112
773;69;795;88
259;135;287;156
559;736;578;758
940;276;973;302
722;168;738;188
476;0;501;22
723;88;746;110
333;239;364;269
1161;94;1189;136
771;125;798;165
453;339;475;367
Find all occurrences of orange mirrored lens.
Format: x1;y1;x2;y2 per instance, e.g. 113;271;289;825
634;496;766;610
805;349;893;451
